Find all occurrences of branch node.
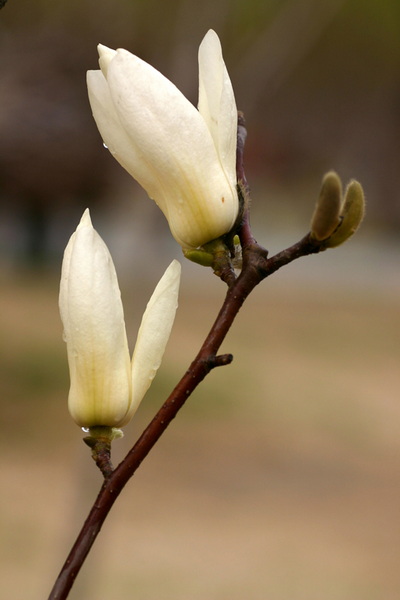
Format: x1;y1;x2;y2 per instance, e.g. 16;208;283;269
208;353;234;369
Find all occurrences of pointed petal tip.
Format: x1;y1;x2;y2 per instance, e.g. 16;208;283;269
203;29;219;42
97;43;115;56
199;29;221;55
159;259;182;301
97;44;117;76
77;208;92;230
167;258;182;278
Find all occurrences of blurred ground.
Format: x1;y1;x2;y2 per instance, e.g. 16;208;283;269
1;232;399;600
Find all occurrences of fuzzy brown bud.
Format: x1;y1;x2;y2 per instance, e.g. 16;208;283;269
324;180;365;248
310;171;342;241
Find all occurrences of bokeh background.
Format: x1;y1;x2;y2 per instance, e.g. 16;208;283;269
1;0;399;599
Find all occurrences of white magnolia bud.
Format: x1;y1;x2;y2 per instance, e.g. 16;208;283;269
87;29;238;250
59;209;181;429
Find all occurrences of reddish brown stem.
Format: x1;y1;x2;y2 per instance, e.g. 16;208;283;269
48;115;324;600
48;254;259;600
47;229;323;600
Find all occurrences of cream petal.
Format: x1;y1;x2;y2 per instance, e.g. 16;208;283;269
198;29;237;191
126;260;181;423
87;70;163;206
59;209;132;427
97;43;117;77
106;50;237;247
88;36;239;249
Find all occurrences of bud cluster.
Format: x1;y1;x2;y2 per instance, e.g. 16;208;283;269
310;171;365;247
59;32;366;449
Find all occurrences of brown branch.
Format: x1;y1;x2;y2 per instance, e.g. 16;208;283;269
48;229;323;600
48;115;326;600
83;435;114;480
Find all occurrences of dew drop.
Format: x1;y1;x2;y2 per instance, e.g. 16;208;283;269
103;142;108;149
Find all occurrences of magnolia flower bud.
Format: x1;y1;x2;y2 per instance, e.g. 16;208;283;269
59;209;180;429
87;29;239;250
323;180;365;248
310;171;342;241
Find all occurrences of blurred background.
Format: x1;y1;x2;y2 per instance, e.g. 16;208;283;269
1;0;399;598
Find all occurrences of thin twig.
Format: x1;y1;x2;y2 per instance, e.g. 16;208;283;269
47;231;323;600
48;116;325;600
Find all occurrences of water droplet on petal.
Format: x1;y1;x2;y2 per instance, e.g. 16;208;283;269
103;142;108;149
